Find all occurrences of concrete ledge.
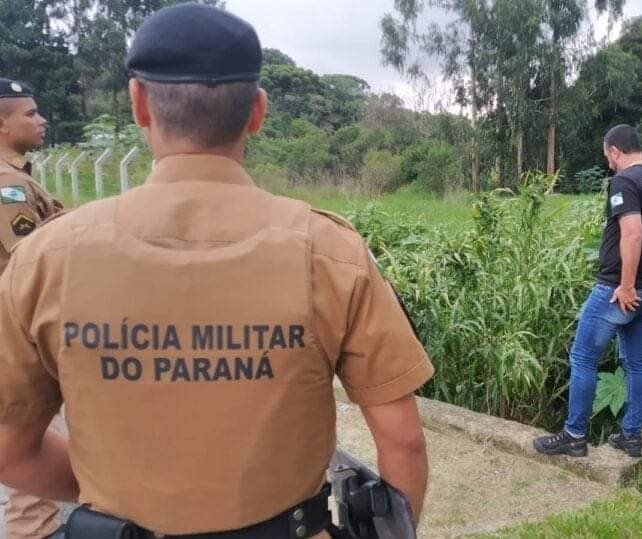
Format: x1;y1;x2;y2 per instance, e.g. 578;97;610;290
333;380;642;487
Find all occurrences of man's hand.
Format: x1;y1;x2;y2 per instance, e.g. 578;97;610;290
610;285;641;313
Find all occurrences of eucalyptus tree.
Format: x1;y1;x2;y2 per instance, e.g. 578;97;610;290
381;0;493;193
540;0;625;175
489;0;542;181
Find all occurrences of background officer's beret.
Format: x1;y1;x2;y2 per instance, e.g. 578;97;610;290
125;2;262;85
0;78;34;99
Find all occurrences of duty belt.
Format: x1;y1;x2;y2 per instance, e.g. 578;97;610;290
64;483;332;539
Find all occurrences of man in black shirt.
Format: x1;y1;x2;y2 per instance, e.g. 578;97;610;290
535;124;642;457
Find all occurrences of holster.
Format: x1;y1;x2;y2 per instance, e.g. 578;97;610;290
65;506;139;539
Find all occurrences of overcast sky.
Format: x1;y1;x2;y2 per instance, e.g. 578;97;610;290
226;0;642;108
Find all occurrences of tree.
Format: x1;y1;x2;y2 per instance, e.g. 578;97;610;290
0;0;83;143
540;0;625;175
381;0;492;193
47;0;225;128
263;48;296;66
489;0;542;182
561;17;642;182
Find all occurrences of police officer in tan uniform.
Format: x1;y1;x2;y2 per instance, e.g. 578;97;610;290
0;78;63;539
0;79;62;274
0;5;433;538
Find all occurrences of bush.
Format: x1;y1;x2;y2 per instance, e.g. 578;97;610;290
401;140;463;195
575;165;607;193
358;150;402;196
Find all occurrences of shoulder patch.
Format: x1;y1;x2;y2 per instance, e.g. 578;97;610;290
11;213;35;236
311;208;356;231
610;192;624;208
1;185;27;204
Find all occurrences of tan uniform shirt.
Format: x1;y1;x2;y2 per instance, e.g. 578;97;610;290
0;148;62;273
0;154;433;535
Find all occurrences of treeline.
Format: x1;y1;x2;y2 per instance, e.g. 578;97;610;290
2;1;642;194
248;50;472;194
382;0;641;193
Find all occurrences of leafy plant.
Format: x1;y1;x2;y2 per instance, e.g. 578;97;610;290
593;367;626;418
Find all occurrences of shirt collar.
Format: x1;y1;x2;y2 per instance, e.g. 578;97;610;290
146;154;254;186
0;148;30;174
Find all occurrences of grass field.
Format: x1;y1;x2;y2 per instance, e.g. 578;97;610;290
481;489;642;538
45;149;594;238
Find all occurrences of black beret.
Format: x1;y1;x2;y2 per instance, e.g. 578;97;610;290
125;3;262;85
0;78;34;99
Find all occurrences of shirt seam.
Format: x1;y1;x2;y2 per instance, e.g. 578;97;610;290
312;251;364;268
343;358;427;393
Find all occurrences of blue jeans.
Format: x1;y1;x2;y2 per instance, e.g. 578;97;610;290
565;283;642;438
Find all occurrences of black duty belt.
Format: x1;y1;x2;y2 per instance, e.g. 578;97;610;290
64;483;332;539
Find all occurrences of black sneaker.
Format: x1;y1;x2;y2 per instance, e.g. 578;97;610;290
533;430;588;457
608;432;642;457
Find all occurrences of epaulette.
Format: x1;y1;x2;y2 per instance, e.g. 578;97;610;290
311;208;356;231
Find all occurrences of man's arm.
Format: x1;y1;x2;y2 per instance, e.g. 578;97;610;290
0;417;78;502
360;393;428;524
611;213;642;312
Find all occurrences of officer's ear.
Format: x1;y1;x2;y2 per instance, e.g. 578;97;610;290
129;79;151;129
246;88;267;135
0;101;11;134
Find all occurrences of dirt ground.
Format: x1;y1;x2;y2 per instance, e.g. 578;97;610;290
335;402;612;538
0;403;613;538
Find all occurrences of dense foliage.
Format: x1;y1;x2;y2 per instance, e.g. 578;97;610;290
349;178;623;439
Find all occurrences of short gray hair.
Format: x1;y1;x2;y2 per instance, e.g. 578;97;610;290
142;80;258;148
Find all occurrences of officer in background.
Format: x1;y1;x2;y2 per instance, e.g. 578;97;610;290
0;79;62;273
0;78;63;539
0;4;433;538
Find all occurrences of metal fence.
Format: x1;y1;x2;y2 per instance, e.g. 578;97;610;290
29;146;150;207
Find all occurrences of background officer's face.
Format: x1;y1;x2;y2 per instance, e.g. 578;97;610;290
0;97;47;154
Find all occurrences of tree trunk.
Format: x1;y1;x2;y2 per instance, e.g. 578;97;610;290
517;128;524;179
546;67;556;176
112;88;120;136
470;53;481;193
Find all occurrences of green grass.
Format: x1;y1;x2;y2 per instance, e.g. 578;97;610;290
275;185;476;233
36;146;592;238
480;489;642;538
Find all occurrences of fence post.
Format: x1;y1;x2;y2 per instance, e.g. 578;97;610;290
94;148;113;199
55;153;70;198
119;147;139;193
69;152;87;207
38;155;52;190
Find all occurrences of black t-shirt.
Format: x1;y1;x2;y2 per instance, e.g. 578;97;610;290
597;164;642;286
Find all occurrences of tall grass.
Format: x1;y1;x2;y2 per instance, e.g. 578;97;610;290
350;176;606;431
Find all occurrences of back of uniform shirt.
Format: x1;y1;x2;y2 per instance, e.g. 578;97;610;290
56;182;335;533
